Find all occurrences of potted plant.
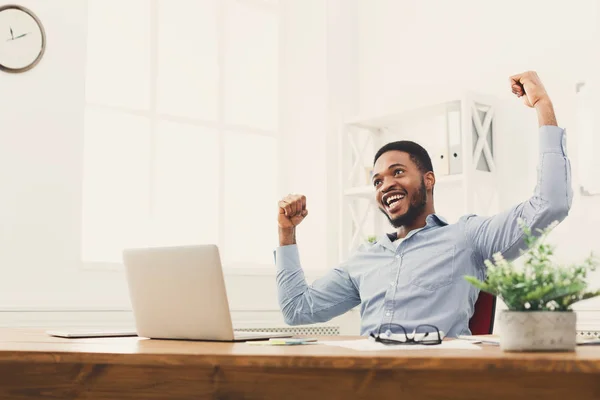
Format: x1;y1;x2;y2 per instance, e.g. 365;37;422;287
465;220;599;352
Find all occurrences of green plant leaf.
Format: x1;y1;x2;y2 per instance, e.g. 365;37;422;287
464;276;498;296
463;220;600;311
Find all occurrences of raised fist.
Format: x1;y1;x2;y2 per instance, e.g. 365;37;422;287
278;194;308;229
509;71;550;108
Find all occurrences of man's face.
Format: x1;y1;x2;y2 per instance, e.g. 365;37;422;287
372;151;429;228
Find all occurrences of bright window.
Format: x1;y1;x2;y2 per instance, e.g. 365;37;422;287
83;0;279;268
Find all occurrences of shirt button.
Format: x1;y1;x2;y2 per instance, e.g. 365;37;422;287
390;281;396;286
385;311;391;316
395;255;400;259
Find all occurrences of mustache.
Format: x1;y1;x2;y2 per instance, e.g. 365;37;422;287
379;180;427;228
380;187;408;204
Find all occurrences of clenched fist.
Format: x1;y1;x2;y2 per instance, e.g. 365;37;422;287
278;194;308;229
509;70;557;127
509;71;550;108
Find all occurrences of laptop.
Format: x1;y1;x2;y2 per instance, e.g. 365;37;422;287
122;244;291;342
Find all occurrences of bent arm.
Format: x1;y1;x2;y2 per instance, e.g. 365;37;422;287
464;125;572;263
275;245;361;325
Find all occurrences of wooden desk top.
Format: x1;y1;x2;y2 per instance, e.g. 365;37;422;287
1;329;600;399
1;328;600;374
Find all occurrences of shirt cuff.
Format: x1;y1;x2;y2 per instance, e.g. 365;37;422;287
539;125;567;156
274;244;302;272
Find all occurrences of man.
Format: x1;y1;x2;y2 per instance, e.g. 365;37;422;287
275;71;572;337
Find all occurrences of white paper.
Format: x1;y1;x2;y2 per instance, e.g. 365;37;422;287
318;339;482;351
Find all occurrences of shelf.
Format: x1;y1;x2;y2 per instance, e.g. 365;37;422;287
344;93;463;130
340;91;500;261
343;175;464;199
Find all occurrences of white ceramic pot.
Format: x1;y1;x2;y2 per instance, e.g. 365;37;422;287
497;311;576;352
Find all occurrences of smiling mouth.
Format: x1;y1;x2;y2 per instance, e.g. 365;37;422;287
383;193;406;213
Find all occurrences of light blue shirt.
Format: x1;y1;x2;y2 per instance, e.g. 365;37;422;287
275;126;572;337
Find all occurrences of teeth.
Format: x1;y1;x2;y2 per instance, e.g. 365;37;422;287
385;194;405;206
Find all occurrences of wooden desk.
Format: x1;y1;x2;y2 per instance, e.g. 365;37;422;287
0;329;599;399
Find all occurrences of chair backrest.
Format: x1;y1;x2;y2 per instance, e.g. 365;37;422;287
468;291;496;335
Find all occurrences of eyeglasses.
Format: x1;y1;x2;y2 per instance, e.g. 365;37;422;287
369;323;443;345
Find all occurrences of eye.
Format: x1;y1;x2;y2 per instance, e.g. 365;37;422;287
373;179;382;187
394;169;404;176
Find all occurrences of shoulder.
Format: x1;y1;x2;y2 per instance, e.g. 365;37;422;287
454;213;484;236
458;213;479;222
430;214;482;231
437;214;483;247
354;242;378;255
340;241;382;269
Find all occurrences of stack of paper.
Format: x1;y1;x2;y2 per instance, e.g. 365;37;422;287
318;339;481;351
458;334;600;346
457;335;500;345
247;338;318;346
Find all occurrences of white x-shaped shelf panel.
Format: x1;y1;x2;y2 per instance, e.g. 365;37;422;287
347;127;376;186
347;199;375;251
471;102;496;173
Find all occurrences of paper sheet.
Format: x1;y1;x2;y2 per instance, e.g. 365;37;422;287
318;339;482;351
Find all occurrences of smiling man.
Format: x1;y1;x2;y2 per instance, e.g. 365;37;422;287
275;71;572;337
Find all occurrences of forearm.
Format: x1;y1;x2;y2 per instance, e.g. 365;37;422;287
505;132;571;258
279;227;296;246
535;99;557;127
530;125;572;216
464;126;572;262
276;245;327;325
275;246;312;325
275;245;360;325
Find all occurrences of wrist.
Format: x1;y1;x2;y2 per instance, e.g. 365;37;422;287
278;227;296;246
534;98;557;127
534;97;553;110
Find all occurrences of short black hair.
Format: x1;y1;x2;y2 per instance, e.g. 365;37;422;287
373;141;433;174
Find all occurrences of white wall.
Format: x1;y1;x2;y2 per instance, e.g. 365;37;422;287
277;0;361;332
279;0;328;271
0;0;110;308
279;0;360;270
356;0;600;321
357;0;597;115
0;0;145;311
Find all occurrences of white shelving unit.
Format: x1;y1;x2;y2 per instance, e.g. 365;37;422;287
339;92;500;261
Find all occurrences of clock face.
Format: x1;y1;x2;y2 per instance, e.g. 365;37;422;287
0;5;45;73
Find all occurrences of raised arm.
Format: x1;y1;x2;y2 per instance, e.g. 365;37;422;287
275;194;360;325
463;71;572;263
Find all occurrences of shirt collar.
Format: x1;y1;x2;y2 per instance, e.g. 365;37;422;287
427;213;449;226
375;213;448;252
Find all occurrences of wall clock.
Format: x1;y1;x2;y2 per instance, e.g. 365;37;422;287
0;4;45;73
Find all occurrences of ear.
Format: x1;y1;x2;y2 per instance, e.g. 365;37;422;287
424;171;435;191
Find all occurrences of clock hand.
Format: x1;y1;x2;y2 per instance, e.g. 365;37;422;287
9;26;13;40
14;32;30;39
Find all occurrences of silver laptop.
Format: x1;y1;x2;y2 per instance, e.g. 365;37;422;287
122;244;291;342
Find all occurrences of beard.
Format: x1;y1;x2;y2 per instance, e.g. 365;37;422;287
380;178;427;228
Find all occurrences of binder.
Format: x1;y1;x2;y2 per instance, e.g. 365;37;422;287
430;114;449;175
447;108;462;175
